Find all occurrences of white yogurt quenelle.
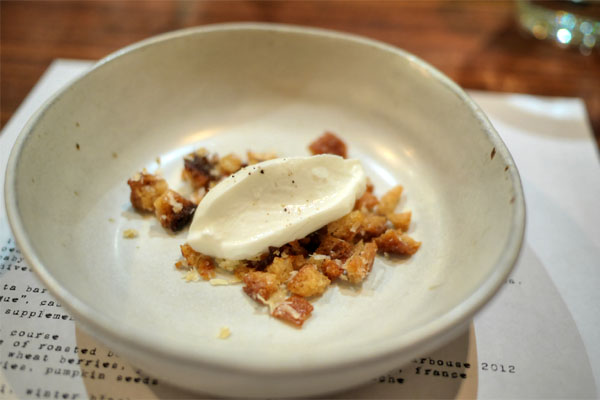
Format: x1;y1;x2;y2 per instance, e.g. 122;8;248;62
187;154;367;260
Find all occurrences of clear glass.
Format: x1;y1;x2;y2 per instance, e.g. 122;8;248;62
516;0;600;54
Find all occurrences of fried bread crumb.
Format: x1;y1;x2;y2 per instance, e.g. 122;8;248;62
218;153;244;175
247;151;277;165
180;244;216;280
127;173;168;212
243;271;279;303
344;241;378;283
123;229;138;239
217;327;231;339
272;296;313;327
377;185;404;216
287;264;331;297
308;131;348;158
154;190;197;232
266;257;294;284
387;211;412;232
182;149;220;190
374;229;421;256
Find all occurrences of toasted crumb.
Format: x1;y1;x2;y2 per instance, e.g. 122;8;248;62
387;211;412;232
315;234;353;261
366;179;375;193
327;210;386;242
182;149;220;190
128;172;168;212
320;259;344;281
123;229;138;239
374;229;421;255
266;257;294;283
180;244;216;280
343;241;378;284
243;271;279;303
233;265;252;281
247;151;277;165
272;295;313;327
377;185;403;215
355;191;379;211
218;153;243;175
308;132;347;158
154;190;197;231
217;327;231;339
287;264;331;297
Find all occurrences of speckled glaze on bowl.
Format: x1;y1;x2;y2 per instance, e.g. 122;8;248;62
5;23;525;398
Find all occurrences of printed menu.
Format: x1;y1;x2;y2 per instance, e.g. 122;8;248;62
1;60;598;399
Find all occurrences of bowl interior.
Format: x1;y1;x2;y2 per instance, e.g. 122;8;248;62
8;25;522;371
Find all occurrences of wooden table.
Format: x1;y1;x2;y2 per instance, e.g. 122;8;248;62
2;0;599;146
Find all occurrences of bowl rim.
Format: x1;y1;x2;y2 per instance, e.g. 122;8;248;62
4;22;526;375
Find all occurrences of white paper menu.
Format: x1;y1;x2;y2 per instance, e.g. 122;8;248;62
1;60;598;399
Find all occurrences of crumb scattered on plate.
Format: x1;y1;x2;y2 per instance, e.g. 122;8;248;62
218;327;231;339
123;229;139;239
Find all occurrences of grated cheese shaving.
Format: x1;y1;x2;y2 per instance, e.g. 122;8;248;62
184;270;200;282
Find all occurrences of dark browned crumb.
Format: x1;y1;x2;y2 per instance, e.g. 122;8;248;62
374;229;421;256
279;240;310;257
154;189;197;232
308;132;348;158
182;150;219;190
272;295;313;327
127;172;168;212
246;251;277;271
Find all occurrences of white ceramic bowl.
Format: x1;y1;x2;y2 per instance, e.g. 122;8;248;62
5;23;525;397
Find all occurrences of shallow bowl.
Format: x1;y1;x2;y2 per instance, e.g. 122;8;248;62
5;23;525;397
